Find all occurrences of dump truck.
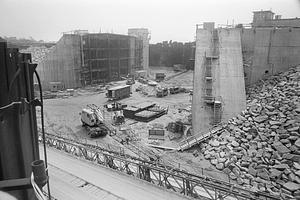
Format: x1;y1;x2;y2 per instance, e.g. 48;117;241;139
80;104;110;138
106;85;131;100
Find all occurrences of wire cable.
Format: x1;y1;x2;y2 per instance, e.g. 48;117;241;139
34;70;51;200
0;101;22;112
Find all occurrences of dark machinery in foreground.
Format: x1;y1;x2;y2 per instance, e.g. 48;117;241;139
0;38;50;199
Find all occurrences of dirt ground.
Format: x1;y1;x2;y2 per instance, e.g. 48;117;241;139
41;67;228;181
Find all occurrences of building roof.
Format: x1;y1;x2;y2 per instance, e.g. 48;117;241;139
253;10;275;14
108;85;131;91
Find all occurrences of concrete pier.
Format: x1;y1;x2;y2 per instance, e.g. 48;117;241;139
192;25;246;135
217;28;246;122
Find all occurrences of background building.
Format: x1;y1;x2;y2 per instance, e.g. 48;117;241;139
252;10;300;28
37;29;149;90
193;10;300;134
242;10;300;86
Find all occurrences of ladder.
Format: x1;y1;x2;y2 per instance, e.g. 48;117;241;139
202;29;223;124
203;56;215;104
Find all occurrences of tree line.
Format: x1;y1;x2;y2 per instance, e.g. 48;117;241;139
149;41;195;69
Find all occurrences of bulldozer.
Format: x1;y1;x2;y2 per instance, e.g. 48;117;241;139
80;104;110;138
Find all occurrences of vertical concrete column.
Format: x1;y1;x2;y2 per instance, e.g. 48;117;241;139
192;25;246;136
129;37;135;75
192;26;213;135
217;29;246;121
128;28;150;76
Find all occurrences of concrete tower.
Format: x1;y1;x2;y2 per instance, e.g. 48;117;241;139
192;23;246;135
128;28;150;76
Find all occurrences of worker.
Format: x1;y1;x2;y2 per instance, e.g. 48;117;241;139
125;136;130;144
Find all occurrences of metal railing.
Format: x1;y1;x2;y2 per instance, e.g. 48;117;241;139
39;133;281;200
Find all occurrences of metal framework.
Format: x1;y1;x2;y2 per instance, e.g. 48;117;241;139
40;133;280;200
79;33;143;85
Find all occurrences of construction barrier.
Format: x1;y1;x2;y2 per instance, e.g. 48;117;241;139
39;133;281;200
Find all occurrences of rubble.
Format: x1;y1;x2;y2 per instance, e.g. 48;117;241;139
201;66;300;196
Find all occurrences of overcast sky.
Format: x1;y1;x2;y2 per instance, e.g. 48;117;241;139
0;0;299;43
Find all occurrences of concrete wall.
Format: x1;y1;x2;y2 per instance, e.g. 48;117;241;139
216;29;246;121
253;18;300;28
241;28;300;85
192;28;213;135
37;33;143;90
81;33;138;83
240;29;255;85
193;28;246;135
128;28;150;76
37;34;81;90
129;37;135;74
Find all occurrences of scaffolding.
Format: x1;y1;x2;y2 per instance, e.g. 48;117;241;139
78;33;143;86
203;29;222;125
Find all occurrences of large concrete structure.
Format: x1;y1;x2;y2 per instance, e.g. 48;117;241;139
241;11;300;85
252;10;300;28
192;23;246;134
193;10;300;134
128;28;150;76
242;27;300;85
37;29;148;90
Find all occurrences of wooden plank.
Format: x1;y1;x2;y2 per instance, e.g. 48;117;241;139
147;144;176;151
177;126;222;151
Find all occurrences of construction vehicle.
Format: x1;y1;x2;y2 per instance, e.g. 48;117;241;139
155;73;166;82
138;77;148;84
156;87;168;97
80;104;110;138
104;101;127;112
147;80;158;86
169;86;180;94
126;77;135;85
112;110;125;125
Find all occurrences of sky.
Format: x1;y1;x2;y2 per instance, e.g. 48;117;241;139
0;0;299;43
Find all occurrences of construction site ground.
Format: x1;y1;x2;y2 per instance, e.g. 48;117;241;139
40;67;229;182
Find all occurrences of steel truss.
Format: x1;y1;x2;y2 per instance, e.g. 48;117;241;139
40;133;280;200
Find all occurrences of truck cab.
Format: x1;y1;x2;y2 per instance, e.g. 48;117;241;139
81;108;97;126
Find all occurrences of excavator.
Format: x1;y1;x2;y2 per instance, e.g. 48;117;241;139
80;104;110;138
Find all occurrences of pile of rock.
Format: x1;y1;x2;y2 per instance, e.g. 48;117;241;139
20;46;53;63
202;66;300;197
